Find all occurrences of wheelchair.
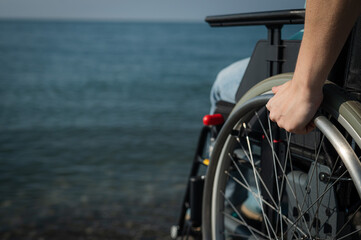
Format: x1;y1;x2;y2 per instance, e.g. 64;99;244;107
171;9;361;240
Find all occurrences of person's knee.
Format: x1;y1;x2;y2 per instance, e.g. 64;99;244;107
210;57;250;102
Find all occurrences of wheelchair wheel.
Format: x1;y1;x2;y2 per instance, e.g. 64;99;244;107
202;73;361;240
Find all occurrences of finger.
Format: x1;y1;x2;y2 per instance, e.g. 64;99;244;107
268;108;276;122
293;122;315;135
266;103;271;111
266;98;273;111
272;85;280;94
308;121;316;129
304;122;316;134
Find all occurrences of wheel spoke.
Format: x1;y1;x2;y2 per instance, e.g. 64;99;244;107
225;170;279;213
231;142;278;209
209;96;361;240
337;228;361;240
224;169;276;238
266;114;284;239
284;132;312;237
299;134;325;216
243;122;277;239
255;113;312;235
221;191;266;239
314;133;321;235
222;211;270;239
226;157;308;238
308;155;341;233
335;203;361;238
283;169;348;238
225;231;262;239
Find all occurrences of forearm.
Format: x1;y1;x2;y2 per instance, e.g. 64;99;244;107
293;0;361;91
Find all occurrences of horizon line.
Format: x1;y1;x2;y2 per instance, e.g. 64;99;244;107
0;16;207;24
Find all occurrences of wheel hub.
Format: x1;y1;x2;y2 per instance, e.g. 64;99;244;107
286;162;338;239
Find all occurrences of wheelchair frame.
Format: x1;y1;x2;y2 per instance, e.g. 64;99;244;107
171;9;361;240
171;9;305;239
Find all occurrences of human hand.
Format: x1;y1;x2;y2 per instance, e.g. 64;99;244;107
266;80;323;134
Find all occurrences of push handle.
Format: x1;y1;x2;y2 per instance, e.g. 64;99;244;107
205;9;305;27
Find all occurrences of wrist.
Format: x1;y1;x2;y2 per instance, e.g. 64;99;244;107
290;75;324;99
292;67;326;93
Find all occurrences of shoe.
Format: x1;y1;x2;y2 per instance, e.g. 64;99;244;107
240;186;263;221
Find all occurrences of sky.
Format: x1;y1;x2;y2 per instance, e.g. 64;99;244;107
0;0;304;22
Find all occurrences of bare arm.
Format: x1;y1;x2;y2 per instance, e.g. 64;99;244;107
266;0;361;134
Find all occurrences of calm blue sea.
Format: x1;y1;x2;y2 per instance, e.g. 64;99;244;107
0;20;302;239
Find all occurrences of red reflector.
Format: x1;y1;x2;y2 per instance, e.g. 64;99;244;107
203;114;224;126
262;135;281;143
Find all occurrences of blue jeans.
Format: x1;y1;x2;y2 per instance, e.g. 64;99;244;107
210;57;250;113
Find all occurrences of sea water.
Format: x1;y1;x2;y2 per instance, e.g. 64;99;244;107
0;20;302;239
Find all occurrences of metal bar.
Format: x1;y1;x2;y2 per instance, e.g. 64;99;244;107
314;115;361;198
205;9;305;27
173;126;211;238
